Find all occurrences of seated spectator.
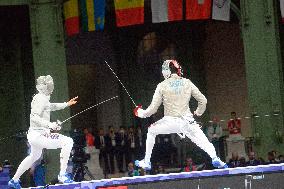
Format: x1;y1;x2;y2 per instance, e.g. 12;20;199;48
271;150;280;162
239;157;246;167
246;151;260;166
156;164;166;174
126;162;139;177
181;158;197;172
228;152;240;168
139;168;145;176
267;151;278;164
278;155;284;163
258;157;265;165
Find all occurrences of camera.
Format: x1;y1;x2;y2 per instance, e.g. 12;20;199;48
70;129;90;164
69;128;93;182
71;145;90;164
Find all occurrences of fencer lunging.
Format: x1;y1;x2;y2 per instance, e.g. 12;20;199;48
134;60;228;170
8;75;78;189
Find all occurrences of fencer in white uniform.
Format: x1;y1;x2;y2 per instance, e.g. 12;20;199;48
8;75;78;189
134;60;227;170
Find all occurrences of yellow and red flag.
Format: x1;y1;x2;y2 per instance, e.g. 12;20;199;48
114;0;144;27
63;0;80;36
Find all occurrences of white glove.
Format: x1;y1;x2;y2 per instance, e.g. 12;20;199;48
194;111;202;117
48;121;61;131
137;108;146;118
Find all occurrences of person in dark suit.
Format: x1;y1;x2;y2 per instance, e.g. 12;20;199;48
246;151;260;166
135;125;145;160
126;127;137;164
116;126;127;172
95;128;110;174
107;126;118;174
228;152;240;168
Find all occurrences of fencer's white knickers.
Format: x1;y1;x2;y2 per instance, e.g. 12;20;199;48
144;115;217;164
12;129;73;181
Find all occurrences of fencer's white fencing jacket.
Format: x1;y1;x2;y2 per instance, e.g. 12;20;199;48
142;74;207;117
30;93;68;129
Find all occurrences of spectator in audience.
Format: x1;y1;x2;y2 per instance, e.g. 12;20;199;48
126;162;139;177
228;152;240;168
136;125;145;160
246;151;260;166
157;165;166;174
271;150;280;162
267;151;278;164
139;168;146;176
153;163;166;174
207;117;223;157
107;126;118;174
126;127;137;164
258;157;265;165
117;126;127;173
84;128;95;147
239;157;246;167
95;128;111;174
278;155;284;163
227;112;241;135
182;158;197;172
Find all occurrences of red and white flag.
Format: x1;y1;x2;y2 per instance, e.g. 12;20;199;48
186;0;211;20
280;0;284;23
151;0;183;23
212;0;231;21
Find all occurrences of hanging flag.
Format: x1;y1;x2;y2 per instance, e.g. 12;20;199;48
151;0;183;23
186;0;212;20
94;0;105;30
212;0;231;21
80;0;106;32
114;0;144;27
63;0;80;36
280;0;284;23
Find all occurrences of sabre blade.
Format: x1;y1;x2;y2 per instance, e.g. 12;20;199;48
104;61;137;107
61;95;119;124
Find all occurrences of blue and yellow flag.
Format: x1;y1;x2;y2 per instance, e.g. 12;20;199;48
80;0;105;32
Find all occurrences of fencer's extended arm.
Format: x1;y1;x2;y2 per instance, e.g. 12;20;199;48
50;102;68;111
30;94;51;128
190;82;207;116
141;84;163;117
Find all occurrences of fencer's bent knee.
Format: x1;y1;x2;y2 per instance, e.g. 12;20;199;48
30;151;42;162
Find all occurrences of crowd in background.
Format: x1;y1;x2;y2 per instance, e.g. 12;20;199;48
77;111;284;178
81;125;284;178
3;112;284;186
